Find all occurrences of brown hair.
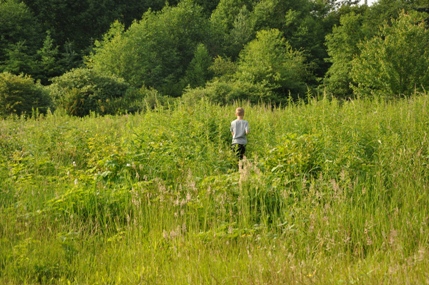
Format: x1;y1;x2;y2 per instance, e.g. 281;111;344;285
235;107;245;116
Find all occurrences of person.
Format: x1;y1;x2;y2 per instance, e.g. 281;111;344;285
230;107;250;160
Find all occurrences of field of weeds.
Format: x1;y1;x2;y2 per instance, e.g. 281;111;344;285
1;96;428;284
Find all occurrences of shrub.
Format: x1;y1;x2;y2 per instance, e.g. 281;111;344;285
183;79;276;105
0;72;51;117
48;68;140;116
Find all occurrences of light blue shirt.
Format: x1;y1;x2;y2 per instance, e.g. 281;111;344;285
230;119;249;145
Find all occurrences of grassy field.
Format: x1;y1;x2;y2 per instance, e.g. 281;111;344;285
1;96;428;284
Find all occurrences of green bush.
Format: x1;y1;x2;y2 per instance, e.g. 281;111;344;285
183;79;277;105
48;68;141;116
0;72;51;117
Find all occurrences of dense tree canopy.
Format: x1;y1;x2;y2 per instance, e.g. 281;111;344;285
235;29;309;100
351;11;429;97
87;0;211;96
2;0;429;114
324;8;368;97
0;0;42;74
323;1;408;97
21;0;172;51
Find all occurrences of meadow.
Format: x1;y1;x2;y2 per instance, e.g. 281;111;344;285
0;95;428;284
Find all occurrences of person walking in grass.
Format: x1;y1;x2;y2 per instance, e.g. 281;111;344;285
230;107;250;160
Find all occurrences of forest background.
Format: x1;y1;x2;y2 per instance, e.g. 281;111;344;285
2;0;429;115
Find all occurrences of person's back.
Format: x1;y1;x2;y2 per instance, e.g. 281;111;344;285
230;107;249;160
231;119;249;145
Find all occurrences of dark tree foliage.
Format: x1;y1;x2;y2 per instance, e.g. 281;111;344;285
12;0;193;84
23;0;113;51
0;0;42;66
283;0;340;83
21;0;188;52
3;0;429;111
194;0;221;15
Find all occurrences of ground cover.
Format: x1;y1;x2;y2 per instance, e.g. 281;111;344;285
0;96;428;284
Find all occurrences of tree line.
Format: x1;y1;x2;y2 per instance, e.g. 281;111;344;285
1;0;429;116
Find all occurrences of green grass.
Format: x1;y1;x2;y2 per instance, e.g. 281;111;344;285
1;95;428;284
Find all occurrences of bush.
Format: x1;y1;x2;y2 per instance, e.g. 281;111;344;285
0;72;51;117
135;86;176;111
182;79;279;105
48;68;140;116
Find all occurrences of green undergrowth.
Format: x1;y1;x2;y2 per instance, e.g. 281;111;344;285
0;96;428;284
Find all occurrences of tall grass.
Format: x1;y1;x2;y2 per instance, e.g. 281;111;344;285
0;95;428;284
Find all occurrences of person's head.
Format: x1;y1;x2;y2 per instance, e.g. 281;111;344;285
235;107;245;117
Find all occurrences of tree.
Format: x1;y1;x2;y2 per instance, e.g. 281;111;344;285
209;0;254;59
351;11;429;98
1;42;36;75
283;2;334;81
322;0;426;98
0;72;51;117
210;0;252;32
35;32;63;85
235;29;309;102
22;0;182;65
223;5;255;59
194;0;221;15
251;0;303;32
250;0;339;85
18;0;173;80
0;0;76;84
183;44;213;88
22;0;133;51
185;28;310;105
0;0;42;74
87;0;211;96
324;8;368;97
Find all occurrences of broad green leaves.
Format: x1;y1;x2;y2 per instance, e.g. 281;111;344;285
324;10;367;97
324;2;429;98
87;0;210;97
351;11;429;98
236;29;309;100
183;28;309;104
